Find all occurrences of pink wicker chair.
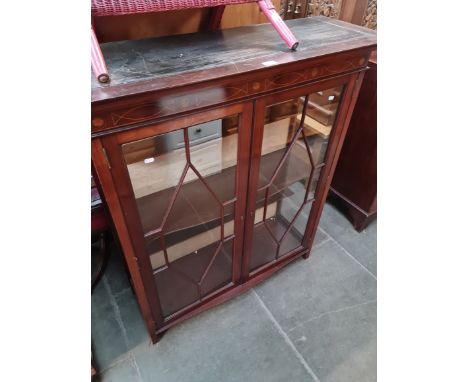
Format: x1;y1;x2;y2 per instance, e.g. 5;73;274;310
91;0;299;83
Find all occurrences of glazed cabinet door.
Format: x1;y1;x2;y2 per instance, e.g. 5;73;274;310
243;77;352;277
99;103;252;324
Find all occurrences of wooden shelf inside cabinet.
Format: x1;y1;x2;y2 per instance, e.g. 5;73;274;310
250;218;304;272
136;146;311;238
153;238;234;318
91;17;376;343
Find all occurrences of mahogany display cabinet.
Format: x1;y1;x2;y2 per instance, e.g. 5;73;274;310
91;17;376;343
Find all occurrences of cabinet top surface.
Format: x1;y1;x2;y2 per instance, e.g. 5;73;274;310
91;17;376;103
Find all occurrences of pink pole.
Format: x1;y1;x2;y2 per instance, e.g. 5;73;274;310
91;26;110;83
257;0;299;50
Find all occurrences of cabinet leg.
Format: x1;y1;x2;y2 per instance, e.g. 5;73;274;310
151;330;165;344
206;5;226;31
327;188;377;233
302;251;310;259
352;213;377;232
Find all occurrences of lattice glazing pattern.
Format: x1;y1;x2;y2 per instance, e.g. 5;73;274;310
123;116;239;317
250;86;343;272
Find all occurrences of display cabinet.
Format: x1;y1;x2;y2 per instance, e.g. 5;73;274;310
91;17;376;342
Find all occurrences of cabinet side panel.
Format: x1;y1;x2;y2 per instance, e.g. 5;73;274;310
302;69;367;248
92;138;163;341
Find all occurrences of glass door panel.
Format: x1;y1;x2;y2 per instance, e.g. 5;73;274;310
249;86;343;273
122;114;240;317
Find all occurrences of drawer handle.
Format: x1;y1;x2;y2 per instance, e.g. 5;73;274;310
195;128;202;133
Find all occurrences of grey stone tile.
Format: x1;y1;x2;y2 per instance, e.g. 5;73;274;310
105;245;132;295
319;203;377;276
312;227;329;248
289;301;376;382
115;288;149;349
92;279;128;370
362;221;377;254
318;203;349;236
92;276;111;308
326;225;377;278
133;291;314;382
100;355;141;382
254;240;376;331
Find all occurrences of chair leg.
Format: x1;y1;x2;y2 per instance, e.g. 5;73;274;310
91;25;110;83
91;231;111;292
257;0;299;50
206;5;226;31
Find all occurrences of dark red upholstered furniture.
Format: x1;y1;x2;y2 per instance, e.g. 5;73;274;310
91;177;111;291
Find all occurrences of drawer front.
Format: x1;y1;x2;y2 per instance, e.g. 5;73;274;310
154;120;222;152
187;120;222;146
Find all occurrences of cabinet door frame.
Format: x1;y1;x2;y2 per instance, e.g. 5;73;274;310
241;71;365;280
94;101;253;330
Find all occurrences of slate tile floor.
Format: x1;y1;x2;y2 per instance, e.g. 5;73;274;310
92;202;377;382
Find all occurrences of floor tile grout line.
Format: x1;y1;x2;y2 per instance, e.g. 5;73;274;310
287;299;377;333
103;275;131;348
311;236;332;251
130;350;144;382
97;351;133;375
252;290;321;382
317;226;377;280
112;285;133;300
